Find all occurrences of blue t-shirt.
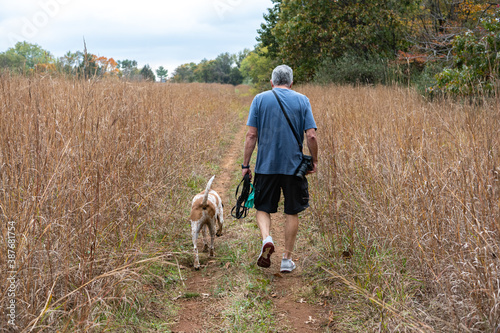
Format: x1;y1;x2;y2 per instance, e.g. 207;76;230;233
246;88;317;175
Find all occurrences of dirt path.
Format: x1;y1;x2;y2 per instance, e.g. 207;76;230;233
171;124;248;333
171;122;328;332
264;213;329;332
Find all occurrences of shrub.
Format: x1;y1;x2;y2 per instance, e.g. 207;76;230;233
314;52;390;85
433;11;500;96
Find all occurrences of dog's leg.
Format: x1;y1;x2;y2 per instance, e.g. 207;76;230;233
202;224;209;253
208;220;216;257
216;205;224;237
191;220;201;270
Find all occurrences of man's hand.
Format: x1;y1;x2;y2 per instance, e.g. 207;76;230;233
306;161;317;175
242;167;252;180
305;128;318;176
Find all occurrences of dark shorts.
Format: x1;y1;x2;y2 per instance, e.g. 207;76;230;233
253;174;309;215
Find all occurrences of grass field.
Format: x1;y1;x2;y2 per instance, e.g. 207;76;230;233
1;74;499;331
299;84;500;332
0;74;251;331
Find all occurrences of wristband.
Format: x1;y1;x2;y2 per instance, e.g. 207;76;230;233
241;164;250;169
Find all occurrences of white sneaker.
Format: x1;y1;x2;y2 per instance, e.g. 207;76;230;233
257;236;274;268
280;256;296;273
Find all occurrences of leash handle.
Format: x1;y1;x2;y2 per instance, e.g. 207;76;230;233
231;174;252;219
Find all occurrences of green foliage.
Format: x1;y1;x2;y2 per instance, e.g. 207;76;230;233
78;53;98;78
171;62;197;83
314;52;390;85
0;41;54;71
256;0;281;59
0;52;25;72
240;47;277;92
155;66;168;82
171;52;246;85
260;0;414;82
408;1;498;62
234;48;251;68
140;64;156;82
433;12;500;95
117;59;139;78
208;52;234;84
57;51;84;75
409;61;445;94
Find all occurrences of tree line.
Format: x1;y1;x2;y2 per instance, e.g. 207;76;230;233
0;41;275;89
253;0;499;95
0;41;261;87
2;1;498;95
0;41;157;81
170;50;249;85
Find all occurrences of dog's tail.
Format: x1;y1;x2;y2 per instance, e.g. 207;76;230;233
201;175;215;209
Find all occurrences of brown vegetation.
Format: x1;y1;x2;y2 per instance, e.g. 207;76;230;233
300;84;500;331
0;74;249;331
2;75;499;331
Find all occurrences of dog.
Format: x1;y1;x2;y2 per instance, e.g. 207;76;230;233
189;175;223;269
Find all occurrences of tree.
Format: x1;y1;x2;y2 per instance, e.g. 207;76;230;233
240;47;277;92
432;10;500;95
234;48;252;68
91;56;119;76
0;52;25;72
256;0;282;59
405;0;498;61
140;64;156;81
156;66;168;82
171;53;245;85
229;66;243;86
117;59;138;78
194;59;215;83
2;41;54;71
78;53;98;78
171;62;197;82
258;0;415;82
212;52;233;84
57;51;84;75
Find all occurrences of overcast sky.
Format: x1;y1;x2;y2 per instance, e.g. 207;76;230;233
0;0;272;75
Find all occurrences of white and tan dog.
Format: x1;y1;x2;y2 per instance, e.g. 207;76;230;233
189;175;223;269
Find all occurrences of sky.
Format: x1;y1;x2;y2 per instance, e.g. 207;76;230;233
0;0;273;76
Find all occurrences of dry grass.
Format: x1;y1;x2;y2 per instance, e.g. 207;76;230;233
2;74;499;331
298;84;500;331
0;73;250;331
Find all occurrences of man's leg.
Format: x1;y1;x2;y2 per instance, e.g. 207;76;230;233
256;210;275;268
256;210;271;240
254;174;279;268
284;213;299;259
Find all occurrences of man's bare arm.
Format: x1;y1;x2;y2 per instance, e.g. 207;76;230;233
305;128;318;174
243;126;258;178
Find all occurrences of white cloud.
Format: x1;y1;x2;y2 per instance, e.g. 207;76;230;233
0;0;272;75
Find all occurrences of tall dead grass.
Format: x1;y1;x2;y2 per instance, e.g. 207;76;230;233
0;74;248;331
300;84;500;331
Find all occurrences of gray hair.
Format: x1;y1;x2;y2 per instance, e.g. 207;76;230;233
271;65;293;87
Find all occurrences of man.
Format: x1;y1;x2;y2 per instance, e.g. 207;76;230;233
242;64;318;273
